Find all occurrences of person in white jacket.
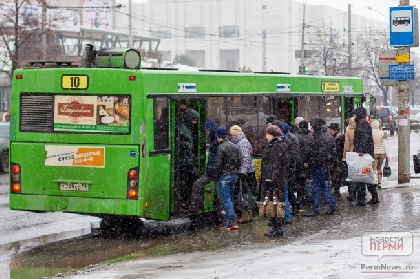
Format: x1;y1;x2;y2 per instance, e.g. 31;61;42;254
370;119;387;194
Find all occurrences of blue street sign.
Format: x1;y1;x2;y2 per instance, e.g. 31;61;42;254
388;64;415;80
390;6;415;46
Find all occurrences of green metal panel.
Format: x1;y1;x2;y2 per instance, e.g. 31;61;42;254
203;182;216;213
141;71;364;95
10;194;139;215
10;142;141;215
142;153;170;220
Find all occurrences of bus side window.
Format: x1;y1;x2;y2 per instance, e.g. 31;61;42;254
153;97;169;150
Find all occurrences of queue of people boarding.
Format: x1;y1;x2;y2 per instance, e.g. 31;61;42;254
184;107;387;237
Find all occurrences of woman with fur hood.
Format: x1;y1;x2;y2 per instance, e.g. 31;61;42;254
343;116;357;202
370;119;387;193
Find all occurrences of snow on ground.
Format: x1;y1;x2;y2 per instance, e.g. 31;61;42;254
58;228;420;279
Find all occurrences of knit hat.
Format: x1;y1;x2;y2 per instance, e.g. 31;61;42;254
310;118;325;131
328;123;340;131
266;115;278;125
266;125;282;137
216;127;228;138
272;120;283;130
299;120;308;129
203;119;218;133
294;117;304;126
353;107;367;118
229;125;242;136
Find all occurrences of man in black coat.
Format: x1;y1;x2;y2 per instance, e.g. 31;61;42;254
303;118;338;217
328;123;346;198
294;120;313;205
353;107;375;206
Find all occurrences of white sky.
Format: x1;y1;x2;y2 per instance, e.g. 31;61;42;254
118;0;417;23
308;0;416;23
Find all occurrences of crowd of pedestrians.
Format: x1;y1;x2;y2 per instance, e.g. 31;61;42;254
187;107;387;236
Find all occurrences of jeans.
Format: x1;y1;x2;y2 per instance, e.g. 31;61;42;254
284;180;291;221
218;175;238;221
311;166;337;213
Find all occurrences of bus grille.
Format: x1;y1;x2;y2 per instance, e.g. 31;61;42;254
20;94;54;132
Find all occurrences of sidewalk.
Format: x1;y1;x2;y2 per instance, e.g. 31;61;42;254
0;175;419;252
54;180;420;279
0;181;100;251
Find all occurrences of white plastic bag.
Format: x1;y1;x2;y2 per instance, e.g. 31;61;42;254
346;152;375;184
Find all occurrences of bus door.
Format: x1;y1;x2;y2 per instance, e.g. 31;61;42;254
273;97;296;124
348;96;376;119
171;98;206;216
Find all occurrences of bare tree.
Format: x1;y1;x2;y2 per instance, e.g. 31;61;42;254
410;53;420;106
355;28;390;105
305;25;349;76
0;0;63;80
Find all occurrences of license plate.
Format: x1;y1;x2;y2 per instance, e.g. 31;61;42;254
60;183;89;191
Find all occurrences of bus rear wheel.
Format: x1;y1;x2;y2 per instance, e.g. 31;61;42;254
99;216;144;235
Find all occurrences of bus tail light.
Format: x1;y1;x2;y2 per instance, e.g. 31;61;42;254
11;163;21;193
127;167;139;199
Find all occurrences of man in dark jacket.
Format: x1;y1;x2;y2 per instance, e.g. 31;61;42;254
178;108;200;210
214;128;242;230
304;118;338;217
294;120;312;205
272;120;296;223
260;125;289;237
353;107;375;206
328;123;346;198
190;119;219;214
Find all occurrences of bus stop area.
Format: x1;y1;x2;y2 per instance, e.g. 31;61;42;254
1;172;420;279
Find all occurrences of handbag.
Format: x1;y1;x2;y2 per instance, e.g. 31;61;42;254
234;178;255;212
256;191;285;218
383;156;391;177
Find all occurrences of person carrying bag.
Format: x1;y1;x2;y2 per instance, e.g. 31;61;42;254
258;125;289;237
235;177;255;223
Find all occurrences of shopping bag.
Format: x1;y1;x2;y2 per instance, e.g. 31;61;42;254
256;191;285;218
346;152;375;184
383;157;391;177
235;179;255;212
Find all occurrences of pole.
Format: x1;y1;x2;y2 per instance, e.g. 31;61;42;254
299;1;306;74
348;4;352;75
128;0;133;47
42;2;47;60
398;0;410;184
13;0;19;73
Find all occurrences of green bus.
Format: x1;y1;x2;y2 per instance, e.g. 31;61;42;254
9;48;368;227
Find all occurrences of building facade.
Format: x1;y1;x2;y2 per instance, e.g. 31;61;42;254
115;0;388;74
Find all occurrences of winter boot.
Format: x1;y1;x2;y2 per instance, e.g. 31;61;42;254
356;184;366;206
267;217;274;227
367;185;380;204
264;218;284;237
333;189;341;199
357;196;366;206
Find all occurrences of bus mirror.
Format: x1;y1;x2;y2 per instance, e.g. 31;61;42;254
95;48;141;69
